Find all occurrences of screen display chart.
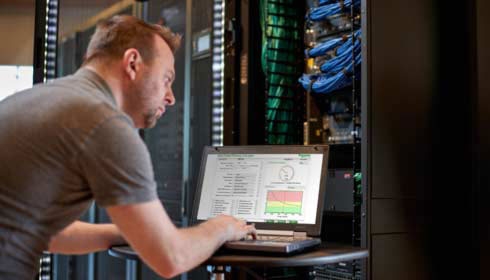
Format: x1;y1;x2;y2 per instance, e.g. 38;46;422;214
197;153;323;224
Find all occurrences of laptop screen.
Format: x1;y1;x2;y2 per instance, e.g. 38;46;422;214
193;146;329;235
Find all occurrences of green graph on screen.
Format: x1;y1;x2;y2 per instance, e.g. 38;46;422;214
265;191;303;214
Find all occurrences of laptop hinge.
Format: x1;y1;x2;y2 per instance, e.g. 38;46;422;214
256;230;294;236
293;232;308;238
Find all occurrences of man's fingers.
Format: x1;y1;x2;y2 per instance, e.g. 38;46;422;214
245;224;257;240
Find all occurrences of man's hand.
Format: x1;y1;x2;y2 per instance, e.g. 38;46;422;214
106;200;256;279
207;215;256;241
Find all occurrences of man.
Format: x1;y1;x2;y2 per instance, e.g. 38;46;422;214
0;15;255;279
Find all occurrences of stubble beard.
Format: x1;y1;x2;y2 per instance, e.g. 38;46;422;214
134;73;161;129
143;109;159;129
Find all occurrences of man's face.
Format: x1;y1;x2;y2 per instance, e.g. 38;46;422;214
130;35;176;129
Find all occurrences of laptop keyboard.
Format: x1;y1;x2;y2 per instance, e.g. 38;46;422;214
245;235;306;242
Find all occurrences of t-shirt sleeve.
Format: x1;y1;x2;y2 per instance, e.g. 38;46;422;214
77;115;158;207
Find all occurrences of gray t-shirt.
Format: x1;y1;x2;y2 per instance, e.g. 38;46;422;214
0;68;158;279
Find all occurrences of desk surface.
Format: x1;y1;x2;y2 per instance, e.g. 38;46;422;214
109;243;368;267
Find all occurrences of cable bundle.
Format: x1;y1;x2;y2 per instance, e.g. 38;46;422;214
336;29;361;54
307;35;347;58
318;0;338;5
320;36;360;74
308;0;361;21
315;53;361;93
303;5;362;94
260;0;303;144
300;28;361;94
299;51;361;94
306;28;361;58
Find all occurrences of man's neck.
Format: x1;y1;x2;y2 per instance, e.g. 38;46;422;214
83;63;124;110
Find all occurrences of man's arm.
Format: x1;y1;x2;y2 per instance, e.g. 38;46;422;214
48;221;125;254
106;200;255;279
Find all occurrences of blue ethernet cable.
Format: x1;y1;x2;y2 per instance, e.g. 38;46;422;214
299;73;317;91
314;53;361;93
320;38;360;73
309;0;360;21
313;68;351;93
300;51;361;94
336;29;361;55
308;36;346;57
318;0;337;6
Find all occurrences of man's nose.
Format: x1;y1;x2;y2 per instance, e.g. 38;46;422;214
166;89;175;106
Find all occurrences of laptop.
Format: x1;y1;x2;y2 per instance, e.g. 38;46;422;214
191;145;329;254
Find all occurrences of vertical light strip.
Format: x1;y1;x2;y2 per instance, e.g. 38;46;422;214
43;0;58;82
39;1;58;279
211;0;225;146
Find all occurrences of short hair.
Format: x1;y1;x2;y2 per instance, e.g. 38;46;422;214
84;15;181;65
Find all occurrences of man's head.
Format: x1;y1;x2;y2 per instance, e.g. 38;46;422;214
84;15;182;128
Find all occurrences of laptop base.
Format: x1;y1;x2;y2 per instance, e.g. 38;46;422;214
223;238;321;255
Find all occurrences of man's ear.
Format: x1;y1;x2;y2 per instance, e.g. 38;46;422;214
123;48;142;81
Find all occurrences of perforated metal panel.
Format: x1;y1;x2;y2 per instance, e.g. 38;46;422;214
141;1;187;279
144;0;186;225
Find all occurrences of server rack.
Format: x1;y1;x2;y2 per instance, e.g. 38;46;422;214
219;0;364;279
219;1;478;279
34;0;59;85
220;0;485;278
301;1;362;279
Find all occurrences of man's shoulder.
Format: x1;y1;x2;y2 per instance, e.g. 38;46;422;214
24;75;132;137
44;74;123;120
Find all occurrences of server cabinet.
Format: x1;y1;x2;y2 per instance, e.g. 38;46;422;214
220;0;363;279
476;0;490;279
365;0;436;278
219;0;481;279
365;0;476;279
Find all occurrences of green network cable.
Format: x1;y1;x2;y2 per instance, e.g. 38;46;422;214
260;0;302;144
